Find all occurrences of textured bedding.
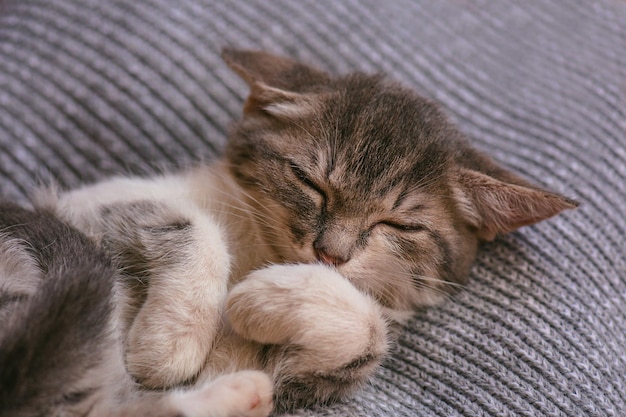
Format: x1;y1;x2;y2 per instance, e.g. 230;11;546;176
0;1;624;416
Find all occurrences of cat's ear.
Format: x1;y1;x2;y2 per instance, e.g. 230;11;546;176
222;48;331;118
454;167;578;241
242;82;325;119
222;48;330;90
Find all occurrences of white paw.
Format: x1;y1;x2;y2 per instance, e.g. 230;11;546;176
171;371;274;417
226;263;388;366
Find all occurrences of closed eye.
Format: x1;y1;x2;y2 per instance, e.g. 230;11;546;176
378;221;426;232
289;163;326;199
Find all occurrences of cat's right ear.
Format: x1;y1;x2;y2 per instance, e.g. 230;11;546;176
222;48;331;118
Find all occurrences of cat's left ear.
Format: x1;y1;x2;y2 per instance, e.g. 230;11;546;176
454;167;579;241
222;48;331;118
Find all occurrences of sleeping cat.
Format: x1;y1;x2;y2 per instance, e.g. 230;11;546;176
0;49;577;416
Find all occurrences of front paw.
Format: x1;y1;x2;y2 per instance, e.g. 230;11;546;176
126;304;214;388
171;371;274;417
226;264;389;368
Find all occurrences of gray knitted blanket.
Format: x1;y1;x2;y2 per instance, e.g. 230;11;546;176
1;1;624;416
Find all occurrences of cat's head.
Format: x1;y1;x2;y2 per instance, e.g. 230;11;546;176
223;49;577;314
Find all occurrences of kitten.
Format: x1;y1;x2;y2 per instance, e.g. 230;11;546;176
2;49;577;415
0;203;273;417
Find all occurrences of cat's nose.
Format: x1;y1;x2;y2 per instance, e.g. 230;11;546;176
314;245;349;267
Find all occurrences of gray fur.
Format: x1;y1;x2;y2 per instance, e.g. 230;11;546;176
0;203;121;416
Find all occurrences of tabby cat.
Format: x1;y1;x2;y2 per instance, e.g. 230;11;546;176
0;49;577;416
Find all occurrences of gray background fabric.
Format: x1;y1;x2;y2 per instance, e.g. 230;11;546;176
1;1;625;416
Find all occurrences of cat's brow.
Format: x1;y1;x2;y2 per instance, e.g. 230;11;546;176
404;203;426;213
391;189;408;211
392;190;425;213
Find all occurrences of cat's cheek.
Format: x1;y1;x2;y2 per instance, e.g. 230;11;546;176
246;187;321;264
278;225;319;264
335;235;399;296
339;254;422;313
250;201;293;260
286;241;318;264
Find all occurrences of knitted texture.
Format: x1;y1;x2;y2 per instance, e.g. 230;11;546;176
1;1;624;416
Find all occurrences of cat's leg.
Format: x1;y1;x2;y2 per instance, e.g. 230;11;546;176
39;176;232;388
101;200;231;389
225;264;389;411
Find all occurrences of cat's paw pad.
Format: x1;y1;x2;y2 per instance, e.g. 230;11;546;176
126;312;210;388
172;371;274;417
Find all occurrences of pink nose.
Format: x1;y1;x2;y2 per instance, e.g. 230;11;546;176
315;248;348;266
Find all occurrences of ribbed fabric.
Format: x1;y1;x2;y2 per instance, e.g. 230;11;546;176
1;1;624;416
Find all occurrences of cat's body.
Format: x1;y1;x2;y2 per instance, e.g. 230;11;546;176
0;203;274;417
0;49;576;416
38;161;389;408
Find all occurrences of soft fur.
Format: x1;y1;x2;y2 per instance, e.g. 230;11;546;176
0;203;273;417
0;49;576;416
